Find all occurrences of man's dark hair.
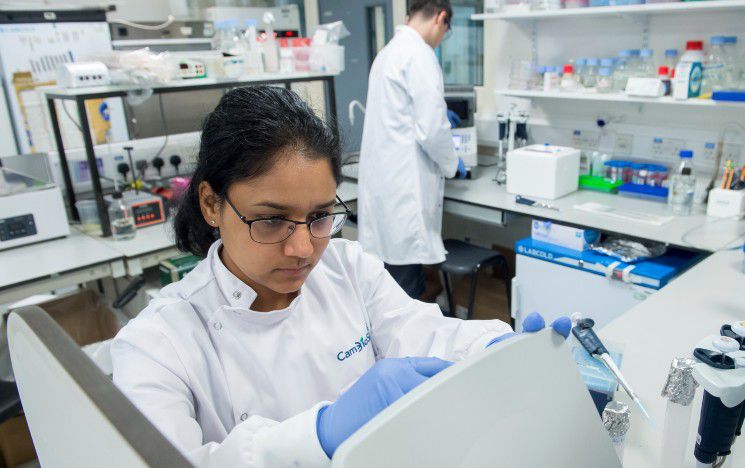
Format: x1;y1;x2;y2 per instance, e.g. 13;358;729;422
407;0;452;24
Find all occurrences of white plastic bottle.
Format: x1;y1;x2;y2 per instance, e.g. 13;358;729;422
561;64;579;92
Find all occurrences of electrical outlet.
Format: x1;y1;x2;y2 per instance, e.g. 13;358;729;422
571;129;599;150
702;142;717;162
614;133;634;157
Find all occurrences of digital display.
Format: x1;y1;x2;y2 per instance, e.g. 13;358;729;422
0;214;36;242
131;200;165;227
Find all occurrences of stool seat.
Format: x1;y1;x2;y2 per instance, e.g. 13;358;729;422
437;239;511;322
441;239;505;275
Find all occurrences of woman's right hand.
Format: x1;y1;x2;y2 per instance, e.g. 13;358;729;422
316;357;453;458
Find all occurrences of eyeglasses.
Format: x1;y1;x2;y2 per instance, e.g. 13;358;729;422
224;195;352;244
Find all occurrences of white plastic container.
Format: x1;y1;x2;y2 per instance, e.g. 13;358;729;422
506;144;581;200
309;44;345;73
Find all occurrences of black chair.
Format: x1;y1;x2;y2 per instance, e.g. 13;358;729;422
438;239;512;322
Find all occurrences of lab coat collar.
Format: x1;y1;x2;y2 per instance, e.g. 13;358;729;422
397;25;428;48
208;240;304;324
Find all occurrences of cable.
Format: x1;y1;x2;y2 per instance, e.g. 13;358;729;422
60;102;82;132
679;215;745;252
108;15;175;31
153;94;169;160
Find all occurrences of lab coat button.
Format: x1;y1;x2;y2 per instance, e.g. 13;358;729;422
213;321;223;331
240;413;248;421
232;291;241;299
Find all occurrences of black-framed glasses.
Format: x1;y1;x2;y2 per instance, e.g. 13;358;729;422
224;195;352;245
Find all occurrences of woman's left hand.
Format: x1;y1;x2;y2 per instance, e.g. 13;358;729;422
486;312;571;347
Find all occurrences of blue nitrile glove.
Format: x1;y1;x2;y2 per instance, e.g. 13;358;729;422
486;312;572;347
316;357;453;458
447;109;462;129
456;158;467;179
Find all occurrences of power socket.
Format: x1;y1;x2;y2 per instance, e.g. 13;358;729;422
702;142;717;162
614;133;634;157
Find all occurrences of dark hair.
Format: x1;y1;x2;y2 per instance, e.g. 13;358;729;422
407;0;452;24
174;86;341;258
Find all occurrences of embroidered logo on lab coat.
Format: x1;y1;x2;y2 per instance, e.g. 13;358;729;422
337;329;372;362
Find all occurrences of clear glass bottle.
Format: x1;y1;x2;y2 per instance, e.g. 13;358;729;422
668;168;695;216
722;36;739;90
701;36;728;96
613;50;633;92
596;67;613;93
574;58;587;87
109;191;136;241
583;58;599;88
668;150;695;216
663;49;678;77
637;49;655;77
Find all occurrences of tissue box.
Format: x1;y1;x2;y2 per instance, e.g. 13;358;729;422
507;144;580;200
531;219;599;251
707;188;745;218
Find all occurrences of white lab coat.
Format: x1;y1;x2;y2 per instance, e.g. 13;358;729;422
111;239;512;467
357;25;459;265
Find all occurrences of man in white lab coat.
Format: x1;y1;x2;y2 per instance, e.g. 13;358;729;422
358;0;466;299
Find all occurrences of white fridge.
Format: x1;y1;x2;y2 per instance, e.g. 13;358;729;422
511;237;702;332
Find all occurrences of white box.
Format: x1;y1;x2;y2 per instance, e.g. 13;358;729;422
625;77;664;97
530;219;599;251
506;144;580;200
707;188;745;218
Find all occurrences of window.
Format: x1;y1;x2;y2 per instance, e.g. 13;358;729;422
438;1;483;86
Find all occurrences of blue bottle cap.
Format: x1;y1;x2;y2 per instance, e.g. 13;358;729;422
619;50;632;57
664;49;678;57
640;49;654;57
711;36;727;45
679;150;694;159
723;36;738;44
586;58;599;66
600;58;615;67
576;58;587;66
629;49;641;56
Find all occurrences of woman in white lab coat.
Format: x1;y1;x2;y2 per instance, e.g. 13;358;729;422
111;86;539;467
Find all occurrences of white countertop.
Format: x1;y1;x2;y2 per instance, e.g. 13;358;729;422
599;250;745;467
0;228;121;289
340;166;745;251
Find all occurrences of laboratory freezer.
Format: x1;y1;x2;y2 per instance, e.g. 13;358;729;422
511;237;702;331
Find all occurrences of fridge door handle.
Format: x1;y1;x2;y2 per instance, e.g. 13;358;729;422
510;278;520;322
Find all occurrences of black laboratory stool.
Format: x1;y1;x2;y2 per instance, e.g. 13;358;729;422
0;380;22;424
437;239;512;323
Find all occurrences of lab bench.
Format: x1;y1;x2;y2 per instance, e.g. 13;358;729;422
0;181;359;307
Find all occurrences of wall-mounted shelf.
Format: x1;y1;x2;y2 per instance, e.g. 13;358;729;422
472;0;745;21
495;89;745;108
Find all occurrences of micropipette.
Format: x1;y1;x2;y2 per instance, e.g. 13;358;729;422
572;318;654;424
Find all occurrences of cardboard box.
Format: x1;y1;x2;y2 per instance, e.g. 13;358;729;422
160;254;201;286
1;290;120;467
531;219;599;252
0;415;35;468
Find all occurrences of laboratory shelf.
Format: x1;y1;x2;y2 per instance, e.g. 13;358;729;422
494;89;745;108
471;0;745;21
